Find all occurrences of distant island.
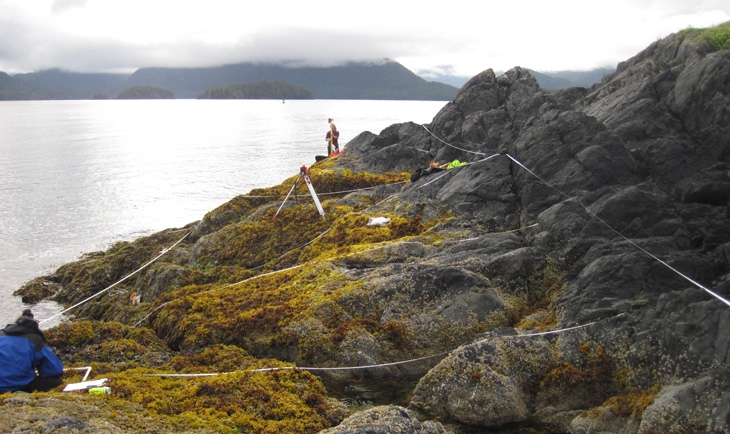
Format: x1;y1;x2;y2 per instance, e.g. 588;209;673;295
198;80;313;99
116;85;175;99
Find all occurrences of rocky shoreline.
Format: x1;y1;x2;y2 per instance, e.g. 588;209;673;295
6;25;730;433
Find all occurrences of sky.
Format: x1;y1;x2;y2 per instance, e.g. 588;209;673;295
1;0;729;80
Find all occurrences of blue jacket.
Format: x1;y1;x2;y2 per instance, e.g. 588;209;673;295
0;319;64;392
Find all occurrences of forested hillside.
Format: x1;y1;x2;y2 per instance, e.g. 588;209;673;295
128;60;458;99
198;80;314;99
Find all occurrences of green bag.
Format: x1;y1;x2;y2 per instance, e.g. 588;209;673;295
447;160;467;169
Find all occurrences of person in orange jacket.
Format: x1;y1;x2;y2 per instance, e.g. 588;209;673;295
326;118;340;155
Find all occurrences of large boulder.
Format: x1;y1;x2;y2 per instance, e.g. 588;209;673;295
318;406;446;434
410;331;553;427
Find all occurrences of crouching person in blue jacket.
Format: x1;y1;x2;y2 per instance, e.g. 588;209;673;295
0;309;64;393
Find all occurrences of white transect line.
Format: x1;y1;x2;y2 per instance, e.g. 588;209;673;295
133;238;419;327
50;176;404;327
276;317;607;372
274;173;302;218
38;232;191;325
420;123;729;308
318;181;407;196
140;316;608;377
203;264;306;295
419;125;729;308
373;152;502;206
132;300;173;327
55;131;728;378
134;264;307;327
275;228;332;261
418;153;502;188
274;176;407;217
505;153;730;308
422;125;487;155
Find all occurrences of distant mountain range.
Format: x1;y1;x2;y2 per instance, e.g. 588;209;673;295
0;60;614;101
430;68;614;89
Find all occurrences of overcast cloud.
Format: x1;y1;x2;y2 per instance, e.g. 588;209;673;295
1;0;729;79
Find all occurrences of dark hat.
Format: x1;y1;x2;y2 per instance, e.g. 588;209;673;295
22;309;33;319
328;118;333;123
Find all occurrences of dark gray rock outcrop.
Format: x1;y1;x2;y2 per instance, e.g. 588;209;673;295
335;29;730;433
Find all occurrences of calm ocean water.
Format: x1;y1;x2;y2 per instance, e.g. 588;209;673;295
0;99;446;327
